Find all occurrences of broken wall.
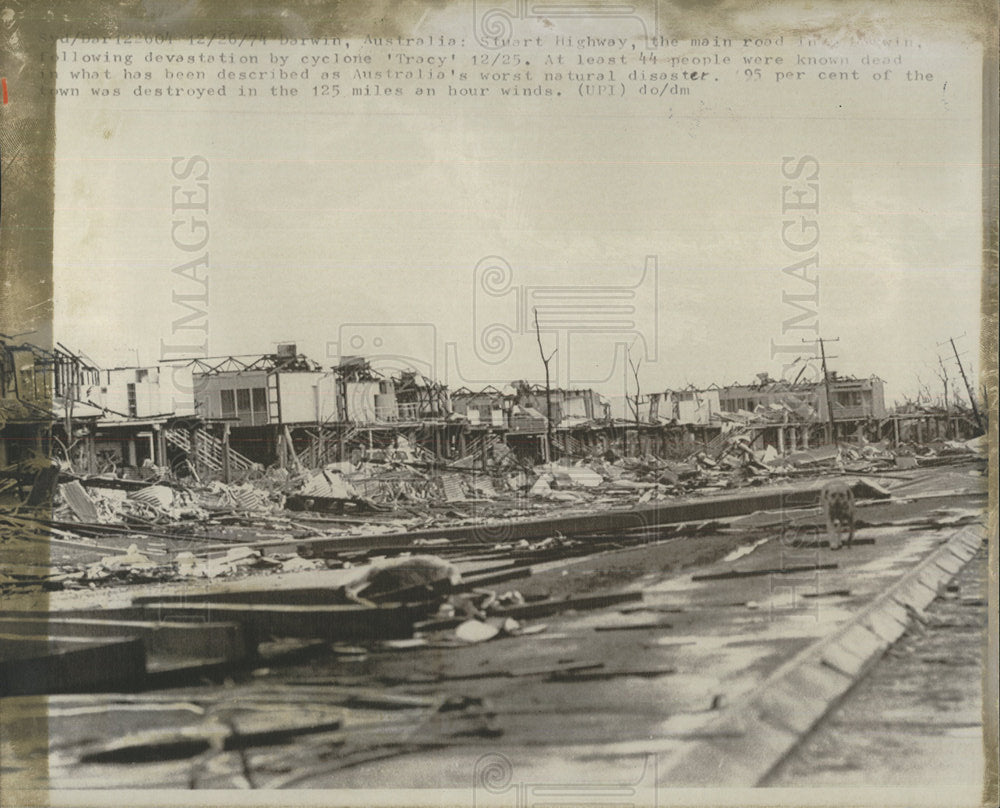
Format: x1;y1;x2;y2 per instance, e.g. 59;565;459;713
276;372;339;424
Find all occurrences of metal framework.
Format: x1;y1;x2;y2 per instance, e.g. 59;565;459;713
181;353;323;376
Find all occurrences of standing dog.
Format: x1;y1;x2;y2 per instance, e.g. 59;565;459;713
820;480;855;550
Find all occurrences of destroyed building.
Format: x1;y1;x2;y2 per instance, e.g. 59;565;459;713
640;372;894;455
1;327;989;777
713;371;886;422
191;344;334;427
651;372;886;427
449;385;508;427
4;334;983;486
0;337;243;480
451;382;609;429
92;365;174;419
450;382;613;462
1;337;100;467
649;387;720;426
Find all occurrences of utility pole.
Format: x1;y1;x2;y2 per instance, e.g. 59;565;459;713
949;338;983;432
805;337;839;447
938;336;984;433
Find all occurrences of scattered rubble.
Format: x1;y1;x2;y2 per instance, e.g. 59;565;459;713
0;423;987;708
0;429;987;597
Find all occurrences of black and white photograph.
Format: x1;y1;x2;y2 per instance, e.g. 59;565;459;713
1;1;996;805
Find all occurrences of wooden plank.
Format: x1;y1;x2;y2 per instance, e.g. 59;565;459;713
440;473;466;502
46;529;167;556
57;479;100;521
0;617;250;663
26;466;60;507
134;601;430;642
547;664;676;681
458;567;534;590
78;709;345;764
132;587;356;607
491;590;644;620
691;563;839;582
0;635;146;695
792;538;876;549
125;565;530;610
1;607;159;623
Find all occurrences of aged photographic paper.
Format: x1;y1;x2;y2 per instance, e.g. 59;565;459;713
1;1;996;806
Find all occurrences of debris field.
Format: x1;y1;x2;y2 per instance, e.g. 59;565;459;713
0;431;988;789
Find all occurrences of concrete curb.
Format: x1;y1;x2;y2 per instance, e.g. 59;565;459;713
660;523;986;787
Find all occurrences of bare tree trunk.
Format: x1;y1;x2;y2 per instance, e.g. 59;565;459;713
628;347;641;457
936;355;950;438
534;309;556;463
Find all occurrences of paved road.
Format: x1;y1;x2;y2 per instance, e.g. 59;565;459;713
233;481;987;790
5;464;988;796
767;541;991;794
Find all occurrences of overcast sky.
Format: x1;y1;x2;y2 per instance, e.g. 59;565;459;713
53;15;984;410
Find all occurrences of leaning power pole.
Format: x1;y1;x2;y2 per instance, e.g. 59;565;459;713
806;337;839;447
948;337;984;432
